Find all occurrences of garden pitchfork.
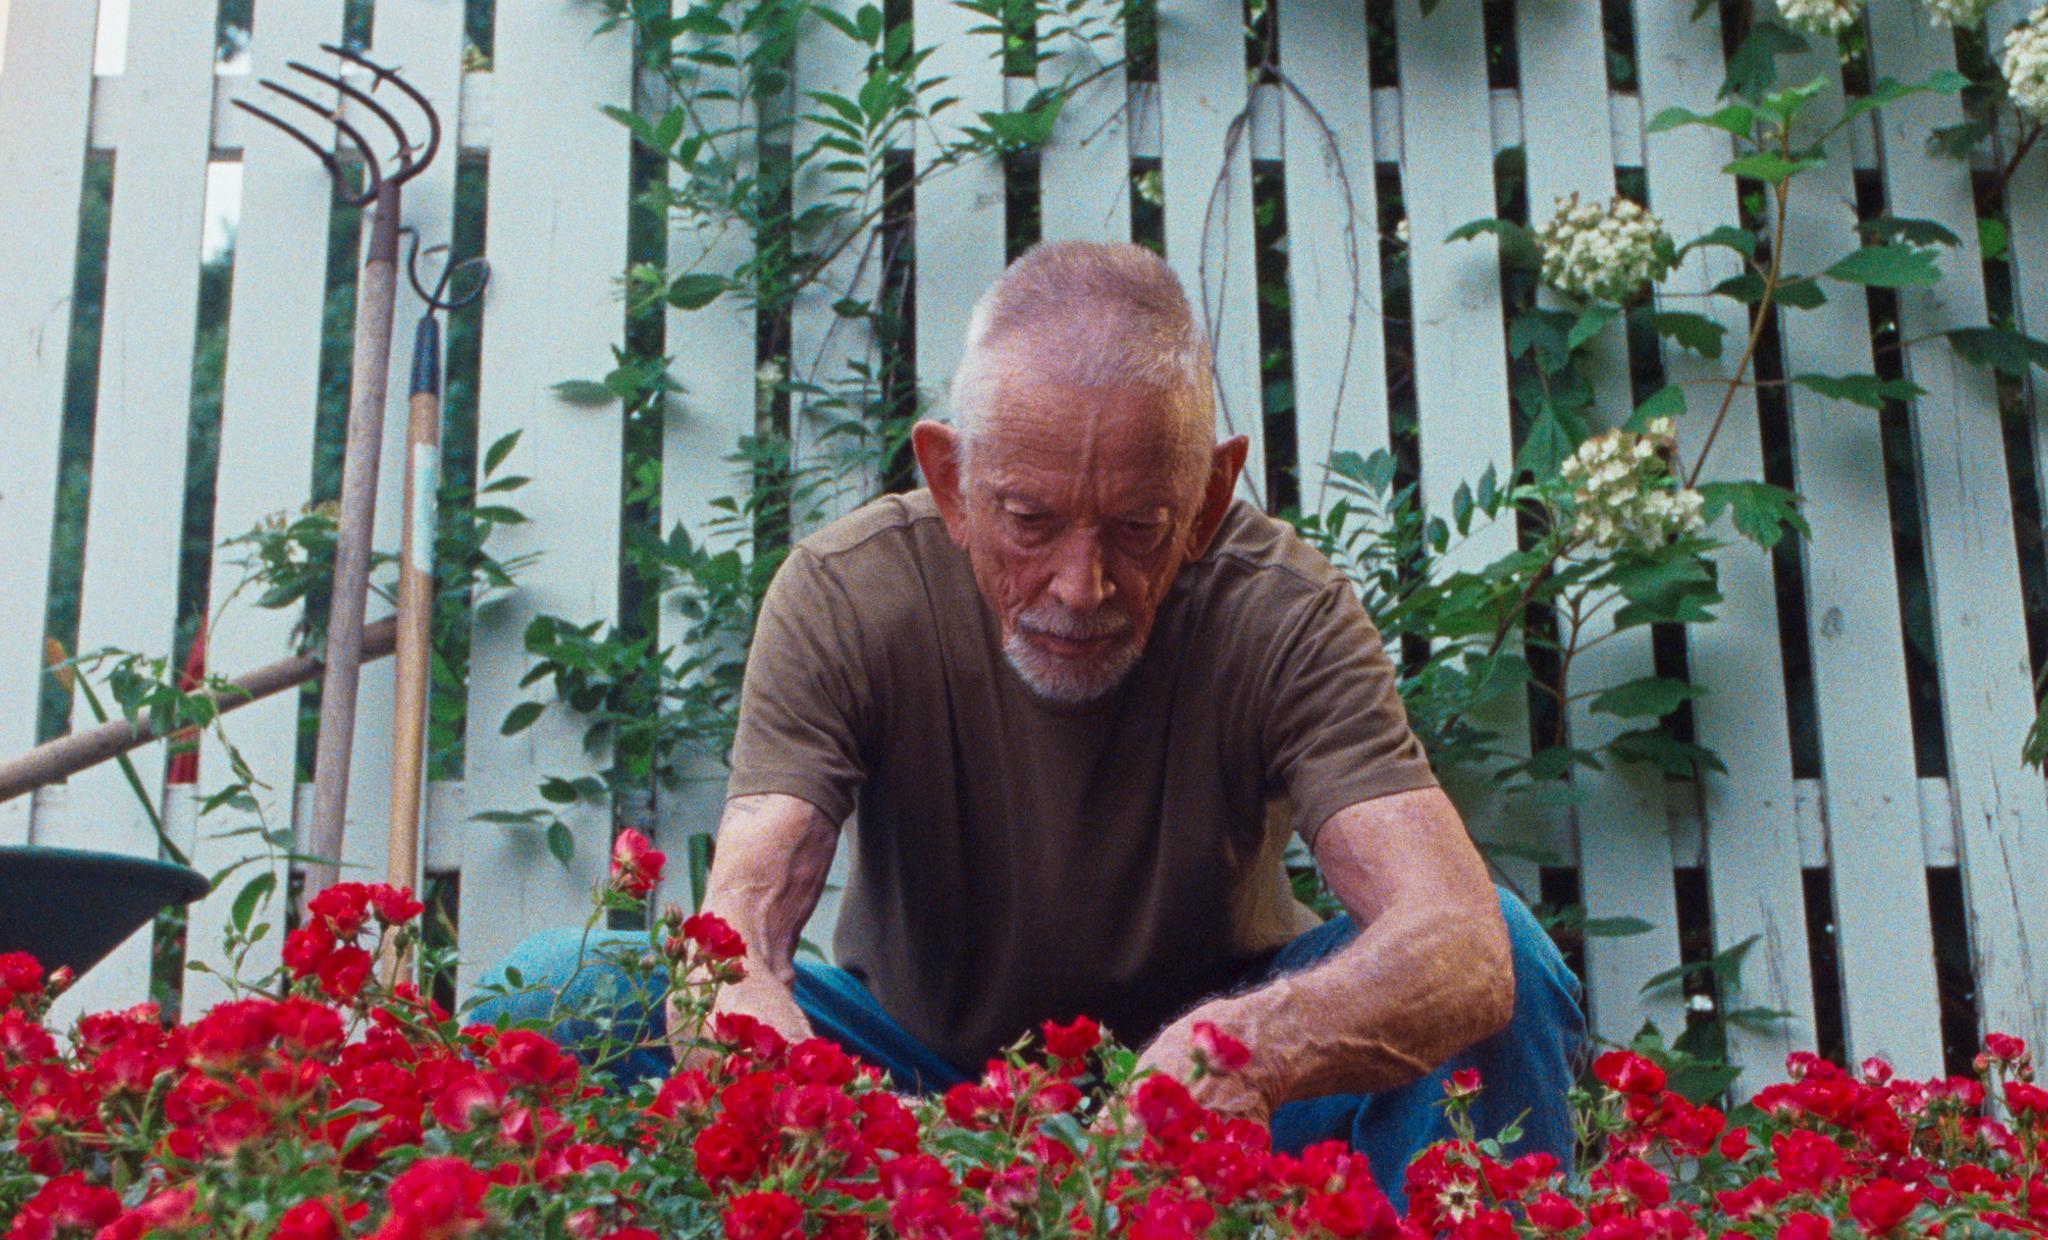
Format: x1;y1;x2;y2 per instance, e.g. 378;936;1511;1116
233;45;442;904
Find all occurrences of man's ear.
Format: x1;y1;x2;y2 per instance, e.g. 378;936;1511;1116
1185;435;1250;560
912;420;972;545
1187;430;1245;557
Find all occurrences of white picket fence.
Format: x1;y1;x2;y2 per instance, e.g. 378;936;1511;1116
3;0;2046;1088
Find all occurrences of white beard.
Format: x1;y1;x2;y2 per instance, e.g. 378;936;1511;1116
1001;603;1143;703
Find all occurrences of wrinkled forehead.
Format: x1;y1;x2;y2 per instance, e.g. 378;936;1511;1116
971;376;1206;498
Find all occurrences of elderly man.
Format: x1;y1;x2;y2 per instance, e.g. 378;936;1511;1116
478;240;1585;1195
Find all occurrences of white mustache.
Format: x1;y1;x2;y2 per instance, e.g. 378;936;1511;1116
1015;604;1131;641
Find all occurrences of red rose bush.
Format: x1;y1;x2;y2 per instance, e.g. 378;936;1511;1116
3;830;2045;1237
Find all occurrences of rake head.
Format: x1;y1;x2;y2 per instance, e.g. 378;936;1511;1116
230;43;442;207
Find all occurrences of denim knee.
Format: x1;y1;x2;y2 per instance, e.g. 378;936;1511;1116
467;927;674;1087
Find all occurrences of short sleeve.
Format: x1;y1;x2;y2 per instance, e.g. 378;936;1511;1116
726;546;870;824
1262;581;1438;851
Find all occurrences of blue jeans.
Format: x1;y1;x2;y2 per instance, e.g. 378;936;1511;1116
471;886;1585;1207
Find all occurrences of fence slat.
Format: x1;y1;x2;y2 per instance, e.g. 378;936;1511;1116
1632;0;1816;1082
655;9;762;891
1514;0;1685;1046
1277;0;1388;498
1998;2;2048;627
0;1;99;848
41;0;218;1025
331;0;470;911
1036;0;1131;243
456;8;633;997
788;0;884;521
1774;44;1945;1077
1864;0;2048;1050
185;0;349;1014
1156;0;1265;504
913;0;1007;403
1390;0;1555;899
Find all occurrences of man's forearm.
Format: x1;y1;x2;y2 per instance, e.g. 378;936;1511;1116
1212;896;1514;1105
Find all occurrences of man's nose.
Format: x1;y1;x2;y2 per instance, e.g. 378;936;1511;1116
1046;529;1113;614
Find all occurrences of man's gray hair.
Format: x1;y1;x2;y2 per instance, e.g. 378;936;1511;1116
948;241;1216;475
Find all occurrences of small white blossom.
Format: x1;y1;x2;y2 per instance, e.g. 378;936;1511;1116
1560;425;1703;554
1777;0;1863;35
1925;0;1994;27
1536;195;1676;305
1394;219;1411;247
2006;4;2048;119
755;359;786;388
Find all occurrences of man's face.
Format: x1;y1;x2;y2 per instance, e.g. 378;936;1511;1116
948;379;1207;703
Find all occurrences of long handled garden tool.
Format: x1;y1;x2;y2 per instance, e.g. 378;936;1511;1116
232;45;442;902
381;235;488;981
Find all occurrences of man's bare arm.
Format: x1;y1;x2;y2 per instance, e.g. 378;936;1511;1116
1142;787;1514;1114
676;793;839;1053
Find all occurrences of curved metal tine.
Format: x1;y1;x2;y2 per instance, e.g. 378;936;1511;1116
286;60;417;182
231;99;348;189
252;78;384;204
320;43;442;186
406;232;490;312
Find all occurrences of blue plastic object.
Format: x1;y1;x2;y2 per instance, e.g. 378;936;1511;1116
0;845;211;978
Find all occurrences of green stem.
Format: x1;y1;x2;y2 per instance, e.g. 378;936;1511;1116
73;671;191;870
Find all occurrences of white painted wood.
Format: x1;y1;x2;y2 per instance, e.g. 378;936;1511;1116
1516;0;1685;1047
184;0;346;1015
1632;0;1816;1081
655;5;761;900
1773;43;1945;1077
1036;0;1131;242
1391;0;1557;899
457;4;632;999
913;0;1007;410
336;0;468;910
1864;0;2048;1050
42;0;217;1021
1155;0;1265;505
1997;2;2048;581
1277;0;1388;503
0;0;98;847
787;0;884;520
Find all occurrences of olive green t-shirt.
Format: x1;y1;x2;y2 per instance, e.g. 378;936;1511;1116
727;490;1437;1072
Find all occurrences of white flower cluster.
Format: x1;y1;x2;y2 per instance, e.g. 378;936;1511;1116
1559;419;1706;553
2006;4;2048;119
1536;195;1675;305
1776;0;1863;36
1925;0;1994;27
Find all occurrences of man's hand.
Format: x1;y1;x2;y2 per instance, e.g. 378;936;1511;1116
1132;1007;1273;1127
1144;788;1512;1111
671;793;838;1068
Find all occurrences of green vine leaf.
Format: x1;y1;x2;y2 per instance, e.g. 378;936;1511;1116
501;701;546;736
1698;480;1808;550
1608;728;1730;778
1446;217;1544;272
1856;213;1962;250
1721;151;1825;186
1646;102;1756;137
1720;21;1807;102
1589;675;1705;720
1626;385;1687;432
551;379;616;406
1790;372;1925;410
1836;70;1969;132
1681;225;1758;259
667;273;730;310
1946;326;2048;378
1825;244;1942;287
1649;311;1727;359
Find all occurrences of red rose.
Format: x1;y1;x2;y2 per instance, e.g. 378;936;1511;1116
1772;1128;1846;1193
1983;1031;2029;1064
1593;1049;1666;1097
0;951;46;1009
1443;1067;1482;1102
2006;1080;2048;1119
1848;1178;1921;1234
721;1190;804;1240
274;1199;367;1240
1190;1020;1250;1073
96;1187;198;1240
316;945;373;1003
787;1037;857;1086
432;1071;509;1132
1041;1015;1102;1062
373;1156;491;1240
1778;1213;1831;1240
683;912;746;961
487;1030;580;1096
693;1120;762;1186
282;926;335;978
369;883;426;925
711;1011;786;1062
7;1174;121;1240
1525;1192;1585;1232
609;829;666;898
308;883;373;938
1132;1075;1204;1143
